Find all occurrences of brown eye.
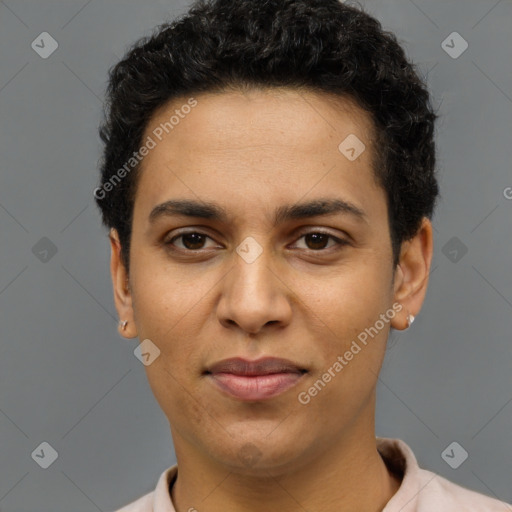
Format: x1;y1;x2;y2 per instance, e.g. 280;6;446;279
293;231;348;251
180;233;207;250
303;233;330;250
166;232;216;251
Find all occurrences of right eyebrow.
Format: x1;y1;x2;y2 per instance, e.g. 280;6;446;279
148;197;368;226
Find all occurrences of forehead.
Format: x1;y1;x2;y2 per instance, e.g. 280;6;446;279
148;87;373;154
133;88;383;224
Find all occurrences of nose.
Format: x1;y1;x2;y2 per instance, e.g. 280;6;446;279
216;244;293;335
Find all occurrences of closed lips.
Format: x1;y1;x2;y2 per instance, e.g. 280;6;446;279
205;357;307;376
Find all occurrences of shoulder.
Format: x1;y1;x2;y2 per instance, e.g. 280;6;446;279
377;437;510;511
111;464;178;512
414;467;510;511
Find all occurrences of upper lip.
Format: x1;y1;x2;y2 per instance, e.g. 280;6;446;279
205;357;307;376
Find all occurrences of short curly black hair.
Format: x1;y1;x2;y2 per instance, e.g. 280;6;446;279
95;0;438;274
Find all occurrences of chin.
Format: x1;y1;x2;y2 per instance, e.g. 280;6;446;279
209;431;309;474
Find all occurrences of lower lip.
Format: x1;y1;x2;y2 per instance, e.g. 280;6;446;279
208;372;304;401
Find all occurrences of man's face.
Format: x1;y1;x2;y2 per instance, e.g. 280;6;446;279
123;88;400;473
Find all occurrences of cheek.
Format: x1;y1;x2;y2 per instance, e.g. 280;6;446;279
300;257;392;330
145;361;215;451
130;252;216;340
298;257;394;386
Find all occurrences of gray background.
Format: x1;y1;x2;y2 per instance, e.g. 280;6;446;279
0;0;511;510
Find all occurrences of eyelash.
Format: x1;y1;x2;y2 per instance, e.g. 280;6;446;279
164;230;349;253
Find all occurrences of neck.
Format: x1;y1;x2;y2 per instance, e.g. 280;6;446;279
169;409;401;512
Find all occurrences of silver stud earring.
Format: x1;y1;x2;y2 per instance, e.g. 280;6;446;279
119;320;128;331
405;314;415;329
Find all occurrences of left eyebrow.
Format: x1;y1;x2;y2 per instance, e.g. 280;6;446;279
148;197;368;226
274;198;368;225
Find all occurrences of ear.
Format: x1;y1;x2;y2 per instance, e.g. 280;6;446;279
391;217;434;330
109;229;138;339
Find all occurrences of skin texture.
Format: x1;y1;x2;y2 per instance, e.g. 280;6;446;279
109;88;433;512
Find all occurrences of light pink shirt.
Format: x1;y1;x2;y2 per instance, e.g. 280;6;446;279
113;437;510;511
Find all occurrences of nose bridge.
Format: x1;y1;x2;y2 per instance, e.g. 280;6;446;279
230;236;276;306
217;235;291;332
